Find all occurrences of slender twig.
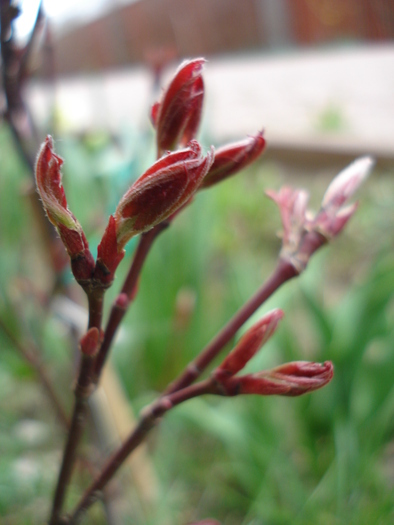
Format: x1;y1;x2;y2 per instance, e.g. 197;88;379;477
65;257;302;522
1;0;66;275
68;379;215;524
87;291;105;331
1;0;40;167
0;317;69;428
93;222;169;382
49;356;96;525
164;257;299;395
49;290;105;524
164;231;328;395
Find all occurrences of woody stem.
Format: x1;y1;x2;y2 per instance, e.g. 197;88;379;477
49;289;105;525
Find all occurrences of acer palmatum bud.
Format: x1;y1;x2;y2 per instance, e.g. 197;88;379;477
201;131;266;189
95;215;125;286
114;141;214;249
214;309;284;380
266;186;309;256
266;156;373;272
35;136;95;282
151;58;205;154
313;156;374;238
222;360;333;397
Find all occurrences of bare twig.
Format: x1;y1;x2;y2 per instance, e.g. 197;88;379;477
49;289;105;524
93;221;169;382
0;0;66;274
164;258;299;395
68;379;215;524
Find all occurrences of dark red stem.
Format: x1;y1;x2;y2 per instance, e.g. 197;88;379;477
49;290;105;524
93;222;168;382
164;258;299;395
67;379;215;524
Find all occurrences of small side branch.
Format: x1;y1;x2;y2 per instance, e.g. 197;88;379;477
93;222;169;382
68;379;215;524
164;258;299;395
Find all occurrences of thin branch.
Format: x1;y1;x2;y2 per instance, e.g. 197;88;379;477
93;222;169;382
49;290;105;524
65;258;302;522
68;379;215;524
164;257;299;395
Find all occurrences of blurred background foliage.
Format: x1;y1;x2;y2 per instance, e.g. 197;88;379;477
0;105;393;525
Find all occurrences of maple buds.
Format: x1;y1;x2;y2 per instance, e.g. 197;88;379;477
313;156;374;238
114;141;213;247
222;361;333;397
212;311;333;398
35;136;95;283
95;141;214;284
213;309;284;381
266;156;374;272
265;186;310;269
201;131;266;189
151;58;205;155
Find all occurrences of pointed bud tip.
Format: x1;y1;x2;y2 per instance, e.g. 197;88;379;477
201;131;266;189
216;308;284;378
224;360;334;397
322;155;374;208
155;58;206;152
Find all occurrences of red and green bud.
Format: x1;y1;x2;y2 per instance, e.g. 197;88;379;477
222;360;333;397
200;131;266;189
35;136;95;282
114;141;214;249
151;58;205;154
214;309;284;380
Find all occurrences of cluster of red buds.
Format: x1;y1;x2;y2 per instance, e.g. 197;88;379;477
35;56;374;524
35;59;266;289
34;57;371;402
212;310;333;397
266;156;374;272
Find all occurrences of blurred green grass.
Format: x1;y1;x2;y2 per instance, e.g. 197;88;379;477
0;122;393;524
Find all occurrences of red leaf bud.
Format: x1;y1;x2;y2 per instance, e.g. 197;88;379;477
35;136;95;281
215;309;284;379
152;58;205;154
114;141;214;248
201;131;266;189
313;156;374;238
95;215;125;286
223;360;333;397
266;157;373;271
